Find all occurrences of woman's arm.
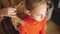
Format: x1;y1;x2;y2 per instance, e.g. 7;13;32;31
1;17;19;34
0;7;24;30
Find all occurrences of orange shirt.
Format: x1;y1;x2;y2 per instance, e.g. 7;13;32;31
18;16;46;34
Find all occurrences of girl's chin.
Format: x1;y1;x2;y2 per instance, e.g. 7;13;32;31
35;18;43;22
35;19;41;22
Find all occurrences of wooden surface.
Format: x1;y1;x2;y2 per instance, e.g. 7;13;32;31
47;20;60;34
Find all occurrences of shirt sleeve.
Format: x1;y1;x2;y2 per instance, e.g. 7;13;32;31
18;24;26;34
41;17;46;34
41;25;46;34
18;28;26;34
41;18;47;34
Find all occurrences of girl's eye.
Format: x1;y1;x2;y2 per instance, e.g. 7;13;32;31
34;15;41;16
36;15;40;16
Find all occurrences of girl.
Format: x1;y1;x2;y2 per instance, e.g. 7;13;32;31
0;0;47;34
18;0;47;34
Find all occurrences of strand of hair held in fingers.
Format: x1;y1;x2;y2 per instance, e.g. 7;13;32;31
10;1;25;30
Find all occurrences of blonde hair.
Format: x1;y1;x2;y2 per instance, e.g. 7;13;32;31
11;0;26;30
25;0;47;11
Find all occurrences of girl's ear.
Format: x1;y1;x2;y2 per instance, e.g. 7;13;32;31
25;10;31;15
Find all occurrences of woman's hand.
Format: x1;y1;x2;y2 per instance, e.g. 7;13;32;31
0;7;24;30
0;8;17;17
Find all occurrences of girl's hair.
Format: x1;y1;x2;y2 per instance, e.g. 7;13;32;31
25;0;47;11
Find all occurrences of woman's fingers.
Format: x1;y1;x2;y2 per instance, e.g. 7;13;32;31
7;8;17;17
8;8;16;12
0;8;17;17
8;12;17;16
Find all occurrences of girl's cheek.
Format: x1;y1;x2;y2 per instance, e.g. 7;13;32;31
33;16;42;21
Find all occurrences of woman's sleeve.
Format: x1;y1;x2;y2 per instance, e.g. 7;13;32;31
1;17;18;34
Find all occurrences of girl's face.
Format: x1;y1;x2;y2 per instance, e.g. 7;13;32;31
31;4;47;22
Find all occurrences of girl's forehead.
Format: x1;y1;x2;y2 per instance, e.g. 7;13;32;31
32;4;47;12
30;4;47;15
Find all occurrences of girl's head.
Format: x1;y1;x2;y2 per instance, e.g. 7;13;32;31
25;0;47;21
